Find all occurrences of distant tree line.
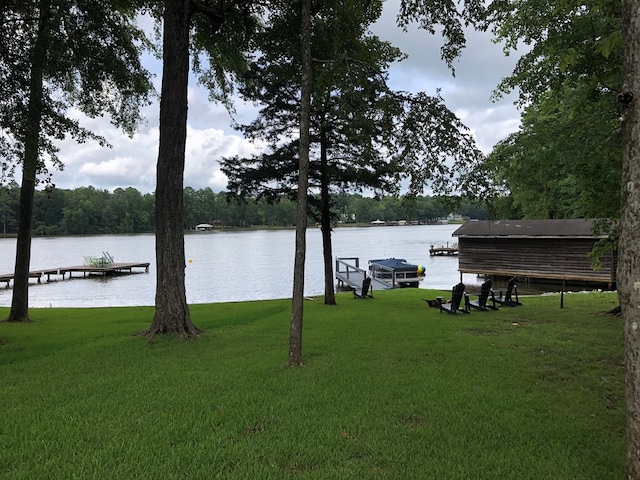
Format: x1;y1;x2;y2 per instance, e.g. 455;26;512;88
0;183;490;235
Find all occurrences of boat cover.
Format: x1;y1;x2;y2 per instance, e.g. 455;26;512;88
369;258;418;272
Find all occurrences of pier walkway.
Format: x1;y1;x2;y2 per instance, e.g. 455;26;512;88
0;262;150;288
429;243;458;256
335;257;391;292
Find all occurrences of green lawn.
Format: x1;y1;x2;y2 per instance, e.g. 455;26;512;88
0;289;624;479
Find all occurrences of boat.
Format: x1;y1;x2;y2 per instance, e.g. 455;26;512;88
368;258;425;288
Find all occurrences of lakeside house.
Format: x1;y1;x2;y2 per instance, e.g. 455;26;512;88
452;219;616;288
195;223;214;231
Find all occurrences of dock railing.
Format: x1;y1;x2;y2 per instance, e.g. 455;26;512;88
336;257;375;291
335;257;366;283
368;262;401;289
335;258;395;291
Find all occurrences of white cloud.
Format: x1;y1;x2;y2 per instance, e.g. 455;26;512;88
370;0;523;154
183;125;265;192
43;1;523;194
49;116;160;192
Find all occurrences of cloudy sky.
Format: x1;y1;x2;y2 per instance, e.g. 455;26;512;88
48;0;523;194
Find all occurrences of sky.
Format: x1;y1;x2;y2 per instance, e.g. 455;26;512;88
47;0;523;195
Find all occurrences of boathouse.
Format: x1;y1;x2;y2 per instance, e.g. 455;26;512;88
452;219;616;287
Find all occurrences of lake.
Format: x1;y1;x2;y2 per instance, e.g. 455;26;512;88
0;224;480;308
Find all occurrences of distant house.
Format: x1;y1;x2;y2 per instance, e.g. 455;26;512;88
195;223;214;231
452;219;616;287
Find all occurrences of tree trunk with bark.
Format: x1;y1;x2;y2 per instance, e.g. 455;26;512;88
320;197;335;305
620;0;640;476
139;0;202;338
319;124;336;305
288;0;312;366
7;1;51;322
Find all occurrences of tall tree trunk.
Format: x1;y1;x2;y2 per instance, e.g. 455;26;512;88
319;124;336;305
139;0;202;338
620;0;640;476
288;0;312;366
7;1;51;322
320;195;335;304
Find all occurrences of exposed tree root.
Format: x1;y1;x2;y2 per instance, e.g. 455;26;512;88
135;323;204;339
605;305;622;317
3;316;32;323
136;302;205;339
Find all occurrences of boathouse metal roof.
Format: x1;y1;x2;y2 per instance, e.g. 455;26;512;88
453;219;604;239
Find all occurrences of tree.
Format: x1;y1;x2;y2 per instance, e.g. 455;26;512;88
140;0;200;337
0;0;152;322
397;0;486;72
619;0;640;475
140;0;261;337
0;181;20;234
223;0;482;306
462;0;639;473
476;0;622;220
223;0;401;305
289;0;311;366
33;186;65;235
487;0;620;107
483;83;622;219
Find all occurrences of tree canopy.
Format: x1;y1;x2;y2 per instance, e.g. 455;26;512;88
0;0;153;322
0;0;153;180
0;183;484;235
478;0;622;220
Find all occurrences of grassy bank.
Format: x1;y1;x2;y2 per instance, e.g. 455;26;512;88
0;290;624;479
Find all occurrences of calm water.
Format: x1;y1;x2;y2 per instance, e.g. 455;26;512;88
0;224;480;308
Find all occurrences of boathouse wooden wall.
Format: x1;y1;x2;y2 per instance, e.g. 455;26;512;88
453;220;616;285
457;237;616;283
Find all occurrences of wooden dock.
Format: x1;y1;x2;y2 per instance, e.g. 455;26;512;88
0;262;150;288
0;271;43;287
429;244;458;256
335;257;391;292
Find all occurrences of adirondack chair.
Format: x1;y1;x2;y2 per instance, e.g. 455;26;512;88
353;276;373;299
422;298;440;308
466;279;499;311
438;282;469;314
490;277;522;306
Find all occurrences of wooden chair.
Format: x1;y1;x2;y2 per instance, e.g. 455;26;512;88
490;277;522;307
466;279;499;311
438;282;469;314
422;298;440;308
353;276;373;299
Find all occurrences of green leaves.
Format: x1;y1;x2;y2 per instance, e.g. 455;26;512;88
190;0;263;107
479;0;622;220
222;0;405;205
595;31;622;59
223;0;485;210
397;0;488;72
0;0;155;179
489;0;621;105
482;82;621;219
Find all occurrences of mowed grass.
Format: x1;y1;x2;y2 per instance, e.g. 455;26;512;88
0;289;624;479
